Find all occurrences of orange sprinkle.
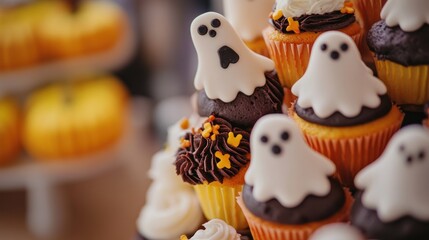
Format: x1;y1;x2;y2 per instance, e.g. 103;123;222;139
180;118;189;130
341;1;355;14
180;235;189;240
207;115;215;122
180;138;190;148
215;151;231;169
227;132;242;148
286;17;300;34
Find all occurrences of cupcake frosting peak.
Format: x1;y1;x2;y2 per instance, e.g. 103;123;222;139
245;114;336;208
381;0;429;32
191;12;274;103
292;31;387;118
223;0;275;41
189;219;241;240
276;0;345;18
355;125;429;222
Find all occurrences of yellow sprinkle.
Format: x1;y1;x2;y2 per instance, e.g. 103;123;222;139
180;118;189;130
286;17;300;34
202;122;212;138
272;9;283;21
211;134;217;141
180;235;189;240
215;151;231;169
227;132;242;148
341;1;355;14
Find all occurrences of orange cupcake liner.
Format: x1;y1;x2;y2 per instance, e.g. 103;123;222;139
283;88;297;109
245;36;270;58
193;183;248;230
237;190;353;240
302;114;403;187
263;27;363;88
373;58;429;105
352;0;386;32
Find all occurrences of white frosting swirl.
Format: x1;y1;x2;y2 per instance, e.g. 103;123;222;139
381;0;429;32
276;0;345;18
166;114;205;152
190;219;241;240
137;188;203;239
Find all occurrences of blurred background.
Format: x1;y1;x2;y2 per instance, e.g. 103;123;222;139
0;0;223;239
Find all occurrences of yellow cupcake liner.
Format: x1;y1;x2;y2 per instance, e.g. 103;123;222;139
374;59;429;105
245;36;270;58
263;27;363;89
302;112;403;188
193;183;248;230
237;191;352;240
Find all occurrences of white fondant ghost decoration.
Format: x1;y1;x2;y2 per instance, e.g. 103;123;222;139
245;114;336;208
381;0;429;32
222;0;275;41
292;31;387;118
309;223;365;240
191;12;275;103
355;125;429;222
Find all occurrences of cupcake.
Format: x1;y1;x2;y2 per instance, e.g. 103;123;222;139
37;0;125;60
23;75;128;160
191;12;284;129
351;125;429;240
0;97;21;166
367;0;429;105
290;31;403;188
263;0;363;89
309;223;365;240
222;0;275;57
237;114;352;240
176;115;251;230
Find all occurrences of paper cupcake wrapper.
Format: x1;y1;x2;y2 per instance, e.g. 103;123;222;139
374;59;429;105
245;37;270;58
263;28;363;88
283;88;297;109
303;116;402;188
237;191;352;240
193;183;248;230
352;0;386;31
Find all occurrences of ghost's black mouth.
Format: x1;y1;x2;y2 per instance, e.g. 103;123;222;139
218;45;240;69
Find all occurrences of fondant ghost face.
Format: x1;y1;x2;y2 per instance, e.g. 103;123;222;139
317;36;351;61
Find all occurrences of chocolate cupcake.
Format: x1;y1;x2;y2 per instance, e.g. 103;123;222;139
237;115;352;240
367;0;429;105
191;12;283;129
351;125;429;240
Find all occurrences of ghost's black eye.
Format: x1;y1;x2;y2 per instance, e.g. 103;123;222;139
198;25;208;36
281;131;289;141
261;135;269;143
211;18;221;28
340;43;349;52
209;29;217;37
418;150;426;161
321;43;328;51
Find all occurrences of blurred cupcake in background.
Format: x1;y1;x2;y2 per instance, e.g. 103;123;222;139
263;0;362;89
223;0;275;57
0;97;21;166
290;31;403;187
238;115;352;240
367;0;429;106
351;125;429;240
183;219;250;240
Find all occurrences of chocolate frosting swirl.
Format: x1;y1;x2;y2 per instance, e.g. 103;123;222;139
294;94;392;127
242;178;346;224
351;191;429;240
367;21;429;66
271;11;356;34
197;70;284;128
175;117;250;185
